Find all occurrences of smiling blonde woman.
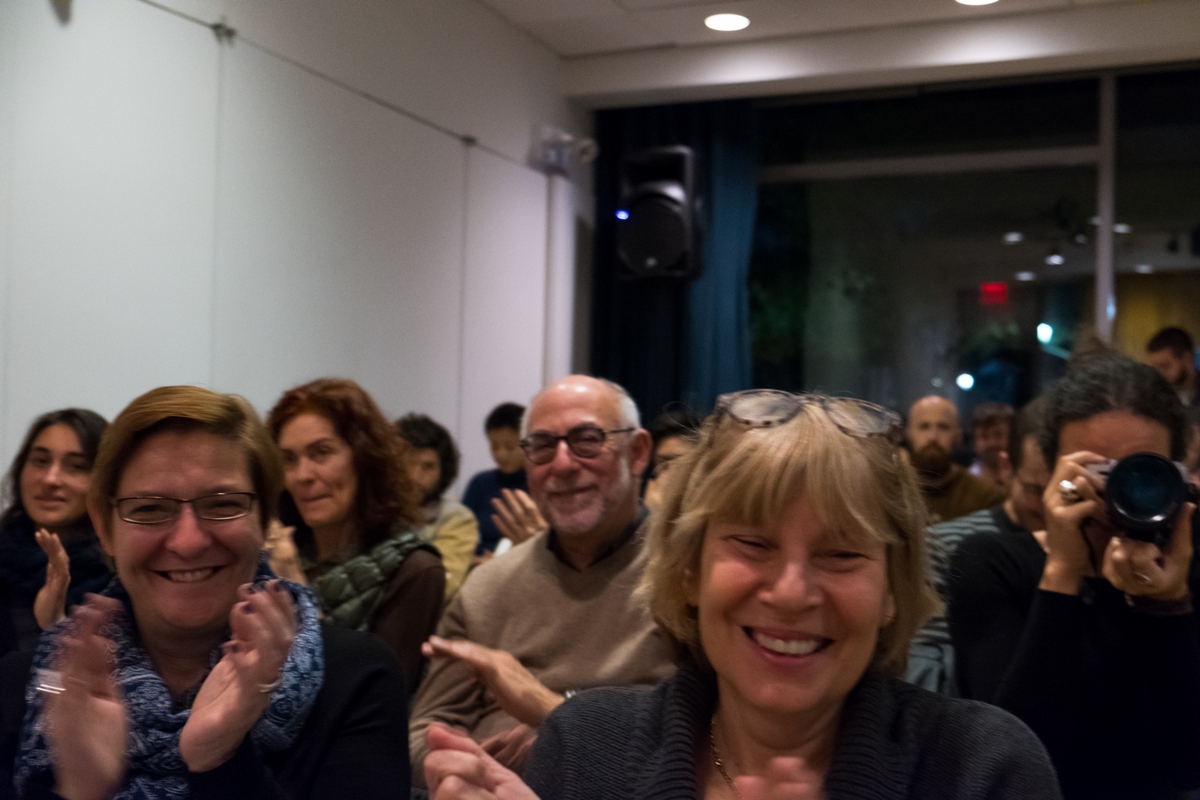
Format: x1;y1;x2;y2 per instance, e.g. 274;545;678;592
424;391;1062;800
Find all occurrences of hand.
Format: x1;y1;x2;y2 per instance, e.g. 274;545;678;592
34;529;71;629
1103;502;1194;601
264;520;305;585
180;581;297;773
480;724;537;774
44;595;128;800
421;636;562;727
1040;451;1109;594
425;723;541;800
734;758;821;800
491;490;547;546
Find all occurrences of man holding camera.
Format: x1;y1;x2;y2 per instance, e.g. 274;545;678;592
947;356;1200;800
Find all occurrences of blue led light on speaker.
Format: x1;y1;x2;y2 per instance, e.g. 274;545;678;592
616;210;630;220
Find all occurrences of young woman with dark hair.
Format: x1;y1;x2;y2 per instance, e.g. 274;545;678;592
949;355;1200;800
0;408;112;655
267;379;444;696
396;414;479;600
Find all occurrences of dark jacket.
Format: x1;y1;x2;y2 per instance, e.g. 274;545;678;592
524;658;1061;800
948;525;1200;800
1;624;410;800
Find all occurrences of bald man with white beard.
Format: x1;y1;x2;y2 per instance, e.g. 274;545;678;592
908;396;1005;524
407;376;675;786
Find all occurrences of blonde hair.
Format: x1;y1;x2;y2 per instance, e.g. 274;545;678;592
641;400;939;676
90;386;283;529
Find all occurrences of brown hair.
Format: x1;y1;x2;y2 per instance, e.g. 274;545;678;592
89;386;282;528
641;401;939;677
267;379;418;551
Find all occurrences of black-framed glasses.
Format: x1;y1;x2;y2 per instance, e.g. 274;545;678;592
714;390;903;444
520;424;635;465
113;492;258;525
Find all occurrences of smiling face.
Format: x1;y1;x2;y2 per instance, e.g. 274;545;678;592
20;424;92;532
524;378;649;538
278;412;358;534
693;493;894;723
94;428;262;644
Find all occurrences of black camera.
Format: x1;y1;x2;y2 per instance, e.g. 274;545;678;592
1085;453;1198;544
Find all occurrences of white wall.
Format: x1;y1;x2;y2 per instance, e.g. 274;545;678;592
0;0;581;489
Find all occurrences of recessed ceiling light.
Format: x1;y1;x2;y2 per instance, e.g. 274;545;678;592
1136;264;1154;274
1113;223;1132;234
1046;253;1064;266
705;13;750;31
957;0;999;5
1003;231;1024;244
1015;271;1037;282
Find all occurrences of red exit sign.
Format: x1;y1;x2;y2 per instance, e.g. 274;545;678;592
980;282;1008;306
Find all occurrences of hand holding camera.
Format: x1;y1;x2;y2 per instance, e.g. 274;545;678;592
1043;450;1195;600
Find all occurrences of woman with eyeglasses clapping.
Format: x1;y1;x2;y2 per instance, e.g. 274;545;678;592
6;386;410;800
425;390;1062;800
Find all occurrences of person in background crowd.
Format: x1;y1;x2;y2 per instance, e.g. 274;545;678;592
396;413;479;600
1147;326;1200;416
968;402;1015;493
462;403;541;557
408;376;675;786
267;379;443;697
0;409;111;656
424;390;1060;800
4;386;410;799
907;398;1049;695
642;409;699;514
948;356;1200;800
907;395;1004;524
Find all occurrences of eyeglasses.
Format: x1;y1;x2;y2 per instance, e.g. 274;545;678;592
714;390;903;444
520;425;635;465
112;492;258;525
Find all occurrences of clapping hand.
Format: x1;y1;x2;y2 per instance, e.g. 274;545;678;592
425;724;541;800
735;758;822;800
179;580;297;773
491;490;547;546
422;636;563;729
44;595;128;800
34;529;71;630
264;520;305;585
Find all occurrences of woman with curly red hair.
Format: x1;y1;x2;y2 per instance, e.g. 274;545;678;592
267;379;444;696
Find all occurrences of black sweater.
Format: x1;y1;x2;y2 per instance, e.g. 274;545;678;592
2;624;410;800
523;659;1061;800
947;527;1200;800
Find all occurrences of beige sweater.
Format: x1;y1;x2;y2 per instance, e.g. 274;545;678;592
407;526;676;784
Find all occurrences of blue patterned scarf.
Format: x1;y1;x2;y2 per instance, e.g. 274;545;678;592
14;555;325;799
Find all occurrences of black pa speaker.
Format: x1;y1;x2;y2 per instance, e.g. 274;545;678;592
616;146;701;280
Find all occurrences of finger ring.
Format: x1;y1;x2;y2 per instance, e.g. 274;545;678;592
1134;572;1152;584
34;668;65;695
1058;479;1081;503
257;676;282;694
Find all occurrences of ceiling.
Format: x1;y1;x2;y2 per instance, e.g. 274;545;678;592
473;0;1139;58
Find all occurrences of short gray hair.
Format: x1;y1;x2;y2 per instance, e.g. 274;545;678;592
522;377;641;435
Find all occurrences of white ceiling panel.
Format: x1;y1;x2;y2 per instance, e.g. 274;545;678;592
478;0;625;24
526;15;674;54
474;0;1144;56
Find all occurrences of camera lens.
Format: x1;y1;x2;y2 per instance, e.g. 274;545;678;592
1104;453;1186;541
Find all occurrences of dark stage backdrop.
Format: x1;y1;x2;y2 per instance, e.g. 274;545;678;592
591;100;759;424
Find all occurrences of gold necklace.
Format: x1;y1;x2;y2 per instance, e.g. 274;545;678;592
710;714;741;798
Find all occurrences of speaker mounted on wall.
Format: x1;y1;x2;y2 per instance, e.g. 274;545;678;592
616;146;701;280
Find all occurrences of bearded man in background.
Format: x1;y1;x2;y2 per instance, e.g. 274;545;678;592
907;395;1004;523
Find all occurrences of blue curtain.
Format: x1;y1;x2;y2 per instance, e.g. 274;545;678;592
591;100;759;420
686;110;758;410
